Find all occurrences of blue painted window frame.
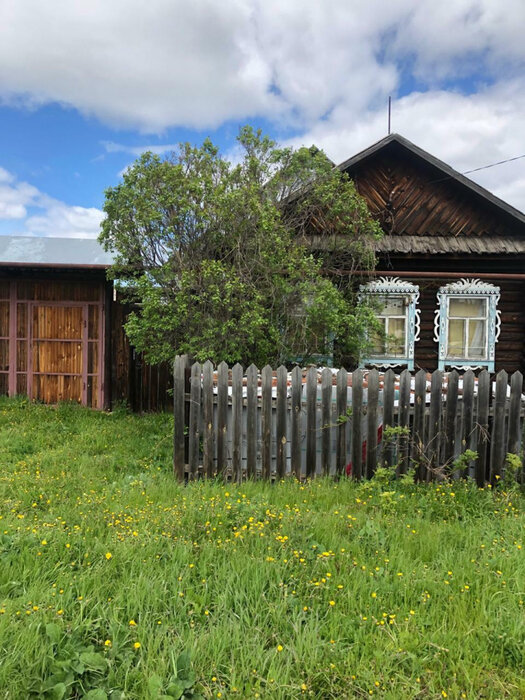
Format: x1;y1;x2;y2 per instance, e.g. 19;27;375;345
359;277;420;371
434;278;501;372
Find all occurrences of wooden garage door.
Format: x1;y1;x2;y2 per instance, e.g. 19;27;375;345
16;302;102;407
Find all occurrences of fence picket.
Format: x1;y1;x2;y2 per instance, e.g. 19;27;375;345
216;361;228;477
174;360;525;486
444;370;459;474
427;369;442;481
202;360;214;478
188;361;201;479
306;367;317;478
412;369;427;481
336;368;348;476
382;369;395;469
321;368;332;477
261;365;273;480
276;365;288;479
173;355;188;481
352;369;363;479
366;369;379;479
232;363;243;482
490;370;508;483
246;364;258;479
398;369;411;475
508;371;523;457
476;370;490;487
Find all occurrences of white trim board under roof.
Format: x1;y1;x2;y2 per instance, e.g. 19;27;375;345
0;236;114;269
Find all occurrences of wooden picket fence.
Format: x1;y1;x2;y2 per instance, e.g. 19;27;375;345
173;356;525;485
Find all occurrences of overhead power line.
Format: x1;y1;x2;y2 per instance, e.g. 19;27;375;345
463;153;525;175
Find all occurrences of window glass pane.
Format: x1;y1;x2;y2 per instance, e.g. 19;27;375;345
449;298;486;318
387;317;406;355
448;319;465;356
380;296;405;316
467;320;486;358
371;317;386;354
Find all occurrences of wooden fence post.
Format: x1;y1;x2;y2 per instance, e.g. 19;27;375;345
216;361;228;477
490;370;508;483
173;355;188;481
276;365;288;480
291;366;302;480
202;360;214;479
351;369;363;480
188;361;201;480
261;365;273;480
232;363;243;482
443;370;459;475
461;369;475;478
476;370;490;487
306;366;317;478
366;369;379;479
336;368;348;477
427;369;442;481
246;364;258;479
321;367;332;477
397;369;411;475
412;369;427;481
382;369;395;469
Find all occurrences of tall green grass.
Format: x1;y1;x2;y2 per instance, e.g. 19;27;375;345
0;397;523;699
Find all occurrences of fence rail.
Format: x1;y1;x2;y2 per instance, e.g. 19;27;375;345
173;356;525;485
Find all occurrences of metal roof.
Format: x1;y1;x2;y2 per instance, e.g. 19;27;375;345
0;236;114;268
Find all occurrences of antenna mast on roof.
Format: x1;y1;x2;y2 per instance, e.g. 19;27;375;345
388;96;392;135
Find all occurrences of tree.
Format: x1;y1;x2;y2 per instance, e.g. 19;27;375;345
99;127;382;367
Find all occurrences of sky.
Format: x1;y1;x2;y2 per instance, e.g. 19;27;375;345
0;0;524;238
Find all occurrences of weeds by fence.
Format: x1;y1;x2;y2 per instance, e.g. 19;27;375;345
173;356;525;485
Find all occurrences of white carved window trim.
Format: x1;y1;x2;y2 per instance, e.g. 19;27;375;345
433;278;501;371
359;276;420;370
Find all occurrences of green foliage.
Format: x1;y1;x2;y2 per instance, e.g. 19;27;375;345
453;449;478;474
100;127;382;366
502;452;523;490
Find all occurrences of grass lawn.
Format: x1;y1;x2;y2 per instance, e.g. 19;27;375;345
0;397;523;699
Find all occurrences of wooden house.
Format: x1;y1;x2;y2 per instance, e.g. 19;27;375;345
332;133;525;374
1;133;524;410
0;236;171;411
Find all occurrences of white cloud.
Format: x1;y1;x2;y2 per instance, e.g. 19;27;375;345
0;167;103;238
285;79;525;213
1;0;523;133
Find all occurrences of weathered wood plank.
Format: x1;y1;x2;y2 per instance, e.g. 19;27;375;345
460;369;475;478
351;369;363;480
202;360;214;479
412;369;427;481
382;369;395;469
427;369;442;481
443;370;459;474
489;370;508;483
188;361;201;480
397;369;411;475
306;366;317;478
366;369;379;479
261;365;273;481
173;355;188;481
476;370;490;487
336;368;348;477
232;363;243;482
507;370;523;457
276;365;288;480
321;368;332;477
291;366;302;480
246;364;258;479
216;361;229;477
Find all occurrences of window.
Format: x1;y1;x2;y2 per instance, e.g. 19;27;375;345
434;278;500;371
360;277;420;370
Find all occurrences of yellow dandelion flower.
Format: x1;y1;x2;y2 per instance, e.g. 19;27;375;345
329;600;335;606
277;644;283;652
133;642;141;649
105;552;112;560
129;619;137;626
104;639;112;647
